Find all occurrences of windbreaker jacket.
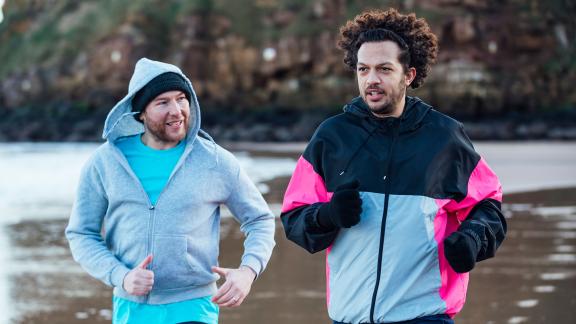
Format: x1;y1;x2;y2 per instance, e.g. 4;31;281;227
65;58;275;305
281;96;506;323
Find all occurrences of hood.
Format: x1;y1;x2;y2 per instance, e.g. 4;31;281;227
344;96;431;133
102;58;202;143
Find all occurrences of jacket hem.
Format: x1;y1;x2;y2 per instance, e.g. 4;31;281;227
113;282;217;305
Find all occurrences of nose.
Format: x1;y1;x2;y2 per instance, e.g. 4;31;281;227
167;99;183;115
366;69;380;86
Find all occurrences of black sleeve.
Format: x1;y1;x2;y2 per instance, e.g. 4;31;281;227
465;198;507;261
281;203;339;254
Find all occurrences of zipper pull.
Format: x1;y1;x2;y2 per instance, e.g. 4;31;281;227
149;205;155;210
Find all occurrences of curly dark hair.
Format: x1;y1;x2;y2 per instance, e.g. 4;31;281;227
337;8;438;89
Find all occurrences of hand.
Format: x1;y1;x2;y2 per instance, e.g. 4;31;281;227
122;255;154;296
317;179;362;229
444;229;481;273
211;266;256;307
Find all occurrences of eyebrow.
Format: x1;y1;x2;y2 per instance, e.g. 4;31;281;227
357;62;395;67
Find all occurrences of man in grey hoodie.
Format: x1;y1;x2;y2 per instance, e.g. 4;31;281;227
65;58;275;324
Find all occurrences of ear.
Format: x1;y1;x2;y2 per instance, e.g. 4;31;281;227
405;67;417;87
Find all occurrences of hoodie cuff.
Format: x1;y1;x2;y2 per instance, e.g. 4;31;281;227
241;254;263;280
110;264;131;289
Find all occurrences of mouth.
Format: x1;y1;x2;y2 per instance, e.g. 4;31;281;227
365;88;385;101
165;119;184;132
165;120;184;128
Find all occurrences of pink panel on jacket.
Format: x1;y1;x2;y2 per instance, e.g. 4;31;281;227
281;156;335;308
445;157;503;222
434;199;468;316
281;156;333;212
435;157;502;315
326;245;333;308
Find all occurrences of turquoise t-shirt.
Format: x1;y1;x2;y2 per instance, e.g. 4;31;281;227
116;134;185;205
113;295;219;324
115;134;219;324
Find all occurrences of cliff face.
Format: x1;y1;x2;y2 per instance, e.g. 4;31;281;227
0;0;574;141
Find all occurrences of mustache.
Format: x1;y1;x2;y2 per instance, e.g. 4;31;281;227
365;87;385;93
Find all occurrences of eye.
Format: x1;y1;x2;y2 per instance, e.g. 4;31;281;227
357;66;368;72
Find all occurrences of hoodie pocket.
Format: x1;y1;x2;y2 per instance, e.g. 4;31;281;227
151;234;210;290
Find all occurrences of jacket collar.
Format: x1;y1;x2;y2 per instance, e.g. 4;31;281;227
343;96;431;133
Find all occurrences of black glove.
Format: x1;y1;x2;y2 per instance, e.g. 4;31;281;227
317;180;362;230
444;222;484;273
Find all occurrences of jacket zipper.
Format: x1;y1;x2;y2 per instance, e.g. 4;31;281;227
369;124;398;323
109;146;155;303
111;141;194;303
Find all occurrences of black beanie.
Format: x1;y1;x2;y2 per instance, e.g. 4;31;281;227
131;72;192;121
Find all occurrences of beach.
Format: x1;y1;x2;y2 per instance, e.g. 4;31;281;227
1;142;575;324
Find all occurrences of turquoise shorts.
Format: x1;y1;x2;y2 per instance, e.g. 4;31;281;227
112;295;219;324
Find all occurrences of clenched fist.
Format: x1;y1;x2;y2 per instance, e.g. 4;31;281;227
123;255;155;296
211;266;256;307
317;179;363;229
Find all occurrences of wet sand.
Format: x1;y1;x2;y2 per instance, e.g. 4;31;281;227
5;183;576;323
458;188;576;323
3;141;576;323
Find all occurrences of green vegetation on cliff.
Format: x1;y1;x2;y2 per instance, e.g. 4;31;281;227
0;0;574;141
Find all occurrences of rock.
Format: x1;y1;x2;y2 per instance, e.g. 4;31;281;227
0;0;574;142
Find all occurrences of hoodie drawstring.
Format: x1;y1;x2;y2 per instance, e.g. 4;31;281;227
339;124;379;176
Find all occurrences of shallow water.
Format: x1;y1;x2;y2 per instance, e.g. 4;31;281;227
0;143;295;323
3;187;575;324
457;188;576;324
1;142;576;323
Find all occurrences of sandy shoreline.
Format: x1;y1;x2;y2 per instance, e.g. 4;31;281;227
6;187;576;323
1;142;576;323
5;181;576;324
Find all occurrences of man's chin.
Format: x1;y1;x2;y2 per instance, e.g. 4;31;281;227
363;97;388;111
368;103;394;116
171;133;187;142
161;131;186;143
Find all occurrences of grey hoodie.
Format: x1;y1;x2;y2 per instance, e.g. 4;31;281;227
65;58;275;304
